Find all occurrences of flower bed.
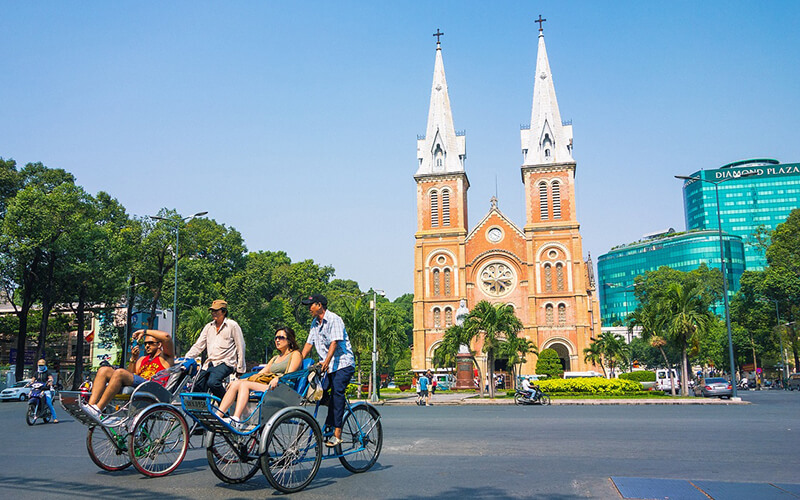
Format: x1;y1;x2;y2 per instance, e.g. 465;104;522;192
537;377;644;395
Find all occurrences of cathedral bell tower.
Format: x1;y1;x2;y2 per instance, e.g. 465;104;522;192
412;31;469;371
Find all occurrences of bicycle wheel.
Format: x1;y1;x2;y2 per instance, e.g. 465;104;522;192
338;404;382;473
207;430;260;484
128;405;189;477
87;426;131;471
540;394;551;406
260;409;322;494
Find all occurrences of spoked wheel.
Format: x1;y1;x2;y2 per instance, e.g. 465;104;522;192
128;405;189;477
338;405;382;473
514;394;524;405
207;430;260;484
25;406;36;426
42;407;52;423
539;395;551;406
260;409;322;493
87;426;131;471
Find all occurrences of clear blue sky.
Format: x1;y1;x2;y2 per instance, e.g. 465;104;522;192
2;2;799;299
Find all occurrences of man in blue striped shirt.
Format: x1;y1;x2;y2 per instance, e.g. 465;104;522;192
301;294;355;447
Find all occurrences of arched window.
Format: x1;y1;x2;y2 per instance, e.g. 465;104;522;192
433;308;441;328
556;263;565;291
543;133;552;160
430;190;439;227
552;180;561;219
544;263;553;292
433;269;440;297
445;307;453;327
441;189;450;226
444;268;451;296
434;144;444;169
545;304;554;326
539;182;548;220
558;304;566;326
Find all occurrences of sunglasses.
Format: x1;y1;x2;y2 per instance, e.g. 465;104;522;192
274;336;287;341
143;341;157;346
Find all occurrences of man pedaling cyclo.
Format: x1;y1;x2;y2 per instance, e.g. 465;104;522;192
81;328;174;425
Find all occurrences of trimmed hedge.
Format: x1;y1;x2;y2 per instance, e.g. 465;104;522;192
538;377;643;395
619;371;656;382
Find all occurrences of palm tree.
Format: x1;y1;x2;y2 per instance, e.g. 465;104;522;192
664;282;714;396
582;341;606;378
499;336;537;389
179;306;211;347
463;301;523;398
628;302;677;395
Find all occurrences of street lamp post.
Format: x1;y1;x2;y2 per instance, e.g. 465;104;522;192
370;290;385;403
675;172;756;399
150;211;208;354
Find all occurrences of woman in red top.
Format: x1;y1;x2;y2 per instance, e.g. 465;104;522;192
83;329;174;419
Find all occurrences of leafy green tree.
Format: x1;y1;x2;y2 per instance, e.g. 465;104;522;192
628;301;678;394
463;301;523;398
0;158;21;217
536;348;563;379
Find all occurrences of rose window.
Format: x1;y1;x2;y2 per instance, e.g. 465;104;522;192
480;262;515;297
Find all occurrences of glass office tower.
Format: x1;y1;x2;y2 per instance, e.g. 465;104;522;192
597;230;745;325
681;158;800;270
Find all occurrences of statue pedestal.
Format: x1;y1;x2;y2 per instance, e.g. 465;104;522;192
455;353;475;390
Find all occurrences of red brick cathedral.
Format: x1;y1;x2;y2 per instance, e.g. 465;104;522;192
412;27;601;377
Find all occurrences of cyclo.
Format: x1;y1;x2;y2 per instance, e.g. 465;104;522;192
60;358;200;477
180;360;382;493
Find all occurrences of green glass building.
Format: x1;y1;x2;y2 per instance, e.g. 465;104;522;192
597;230;745;325
682;158;800;270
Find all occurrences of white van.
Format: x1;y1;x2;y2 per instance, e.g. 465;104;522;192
656;369;679;392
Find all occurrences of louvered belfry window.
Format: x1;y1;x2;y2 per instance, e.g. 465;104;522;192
539;182;548;219
441;189;450;226
430;190;439;226
552;181;561;219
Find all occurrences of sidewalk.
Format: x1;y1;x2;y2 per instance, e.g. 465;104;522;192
380;393;750;405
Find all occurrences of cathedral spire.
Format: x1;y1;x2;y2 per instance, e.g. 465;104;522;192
521;23;573;166
416;32;466;176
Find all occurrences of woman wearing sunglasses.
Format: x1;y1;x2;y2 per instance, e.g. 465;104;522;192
216;326;302;426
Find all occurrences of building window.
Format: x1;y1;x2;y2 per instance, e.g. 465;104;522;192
433;269;440;297
552;180;561;219
430;190;439;227
545;304;554;326
442;189;450;226
544;263;553;292
558;304;566;326
556;263;565;291
539;182;548;219
444;268;452;296
445;307;453;327
434;144;444;170
433;308;441;328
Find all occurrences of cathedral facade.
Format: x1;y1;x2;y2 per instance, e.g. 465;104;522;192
412;28;601;376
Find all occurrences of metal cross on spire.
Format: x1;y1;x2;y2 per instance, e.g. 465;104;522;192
535;15;546;33
433;29;444;45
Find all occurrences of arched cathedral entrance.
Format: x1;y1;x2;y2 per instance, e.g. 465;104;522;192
548;342;571;372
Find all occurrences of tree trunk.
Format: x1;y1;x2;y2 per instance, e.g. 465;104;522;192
658;347;676;396
14;301;33;380
472;356;484;397
751;345;760;389
72;289;86;391
487;351;495;399
37;299;53;360
681;345;690;397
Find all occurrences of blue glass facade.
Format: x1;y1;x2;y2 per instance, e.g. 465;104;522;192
597;230;745;325
682;159;800;270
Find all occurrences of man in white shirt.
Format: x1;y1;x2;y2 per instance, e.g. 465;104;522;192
301;294;355;448
185;299;246;399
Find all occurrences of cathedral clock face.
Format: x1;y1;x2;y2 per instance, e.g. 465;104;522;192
487;227;503;243
479;262;515;297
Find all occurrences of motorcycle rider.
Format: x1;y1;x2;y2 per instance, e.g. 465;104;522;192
521;377;539;401
30;359;58;423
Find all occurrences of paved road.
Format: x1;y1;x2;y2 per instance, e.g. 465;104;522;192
0;390;797;499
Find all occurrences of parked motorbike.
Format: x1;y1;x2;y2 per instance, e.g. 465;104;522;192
26;382;52;425
514;387;551;405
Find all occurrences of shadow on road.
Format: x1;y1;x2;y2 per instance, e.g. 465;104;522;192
0;476;196;500
383;485;591;500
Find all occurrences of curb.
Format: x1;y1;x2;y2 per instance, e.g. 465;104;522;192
380;397;750;406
